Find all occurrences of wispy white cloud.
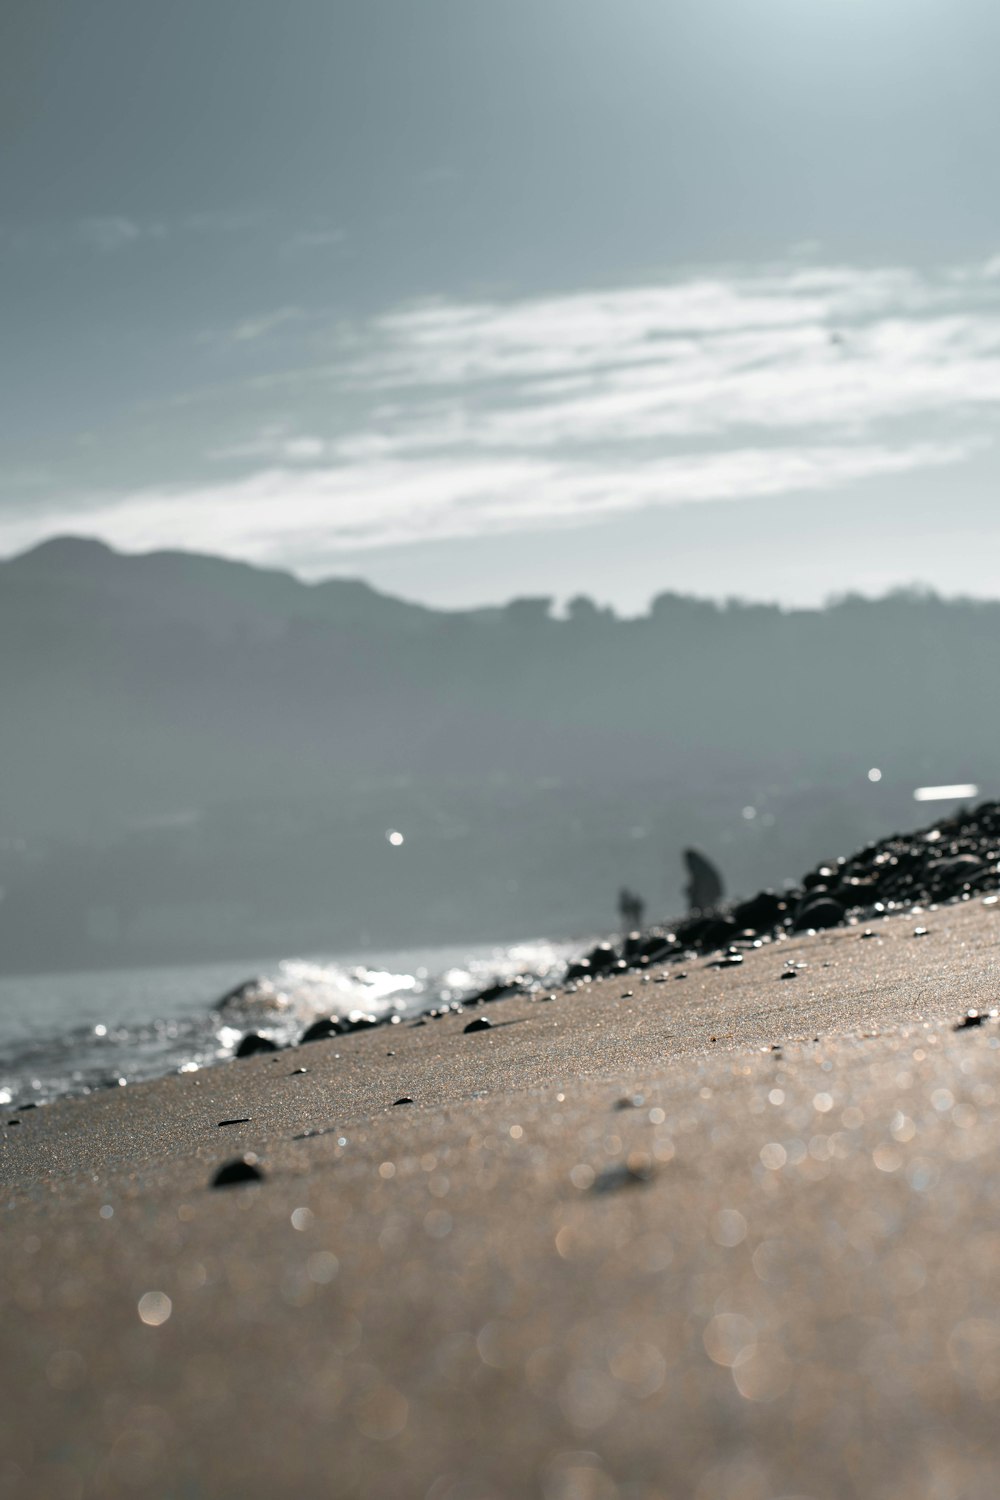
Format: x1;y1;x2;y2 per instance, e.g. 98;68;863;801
0;439;972;569
199;306;306;347
5;255;1000;563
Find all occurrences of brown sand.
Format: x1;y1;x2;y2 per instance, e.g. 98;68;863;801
4;900;1000;1499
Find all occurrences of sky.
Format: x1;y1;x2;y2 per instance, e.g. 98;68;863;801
3;0;1000;612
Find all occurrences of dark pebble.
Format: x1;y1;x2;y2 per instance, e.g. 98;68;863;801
913;927;929;937
463;1016;493;1034
290;1067;307;1075
300;1017;343;1044
346;1013;379;1031
392;1096;415;1106
235;1033;279;1058
707;953;743;969
955;1010;986;1030
211;1156;263;1188
7;1119;21;1127
217;1117;251;1127
779;970;799;980
792;896;845;933
591;1160;655;1193
732;891;789;931
16;1102;37;1111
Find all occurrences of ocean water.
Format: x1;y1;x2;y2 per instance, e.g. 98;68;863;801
0;937;578;1110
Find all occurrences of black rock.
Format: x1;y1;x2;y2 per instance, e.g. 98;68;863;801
779;969;799;980
639;940;678;966
585;942;620;974
218;1117;251;1127
792;896;845;932
463;1016;493;1034
16;1102;37;1111
290;1067;307;1075
469;978;525;1005
211;1156;264;1188
235;1032;279;1058
707;952;743;969
955;1010;987;1030
300;1017;344;1044
592;1160;655;1193
392;1096;415;1106
935;854;984;882
698;918;742;950
730;891;787;932
343;1012;379;1032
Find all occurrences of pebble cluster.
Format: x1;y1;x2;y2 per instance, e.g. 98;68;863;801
226;803;1000;1069
566;800;1000;983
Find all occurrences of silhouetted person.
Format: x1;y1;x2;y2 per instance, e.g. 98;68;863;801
684;848;724;914
617;886;645;931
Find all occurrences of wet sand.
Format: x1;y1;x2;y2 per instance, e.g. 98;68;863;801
5;899;1000;1499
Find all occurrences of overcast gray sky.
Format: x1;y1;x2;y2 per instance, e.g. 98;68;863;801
3;0;1000;610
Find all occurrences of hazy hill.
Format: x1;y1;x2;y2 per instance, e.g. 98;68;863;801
0;537;996;971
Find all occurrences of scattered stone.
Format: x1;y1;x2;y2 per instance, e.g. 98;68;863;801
7;1119;21;1127
290;1067;307;1075
792;896;845;933
913;927;929;938
463;1017;493;1034
707;952;743;969
211;1156;263;1188
217;1117;251;1128
235;1033;279;1058
955;1010;987;1030
16;1102;37;1111
614;1095;645;1110
300;1017;343;1044
779;970;798;980
468;977;529;1005
392;1097;415;1106
342;1012;379;1032
731;890;787;931
592;1158;655;1193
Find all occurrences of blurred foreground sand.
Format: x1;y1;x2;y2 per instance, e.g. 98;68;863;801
4;901;1000;1500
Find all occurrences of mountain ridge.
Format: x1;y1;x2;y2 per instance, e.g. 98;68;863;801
0;535;997;971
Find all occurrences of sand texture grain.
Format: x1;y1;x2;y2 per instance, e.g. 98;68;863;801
4;901;1000;1499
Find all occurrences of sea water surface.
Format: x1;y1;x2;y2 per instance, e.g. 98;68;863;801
0;938;578;1110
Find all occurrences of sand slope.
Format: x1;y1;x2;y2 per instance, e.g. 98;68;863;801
4;901;1000;1499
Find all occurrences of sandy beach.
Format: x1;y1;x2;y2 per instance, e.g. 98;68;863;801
5;898;1000;1499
